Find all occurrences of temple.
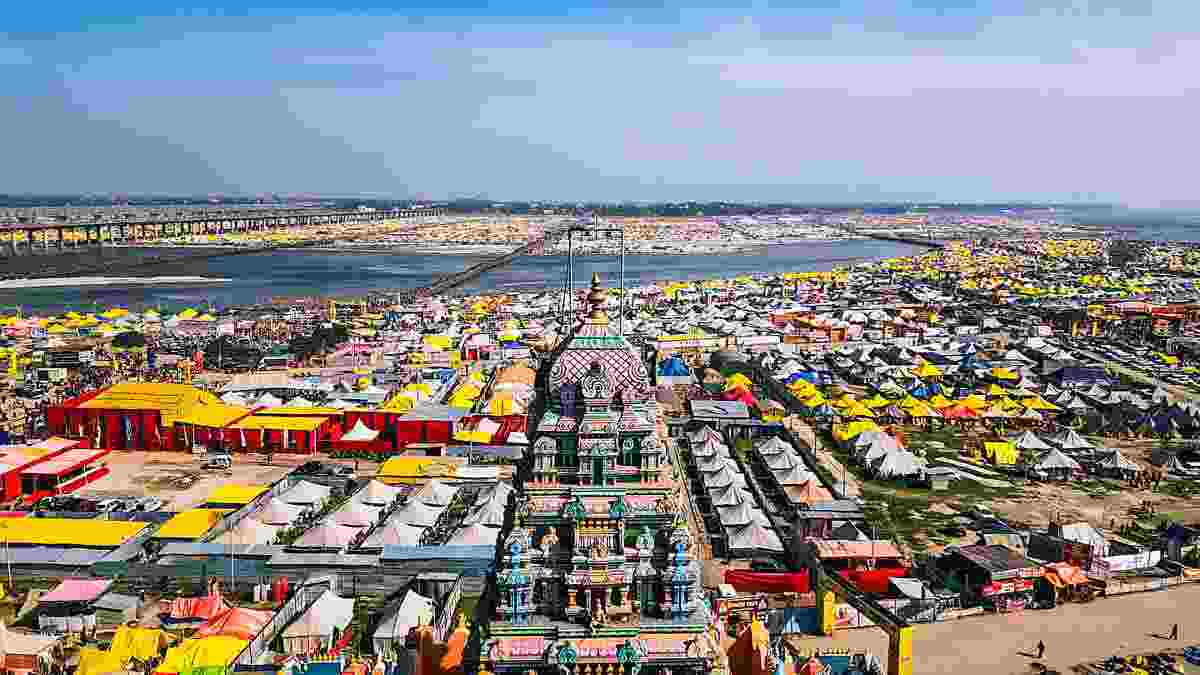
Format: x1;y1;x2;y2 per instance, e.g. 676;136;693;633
465;274;724;675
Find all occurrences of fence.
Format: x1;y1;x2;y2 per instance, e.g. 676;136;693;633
233;575;333;667
432;575;464;643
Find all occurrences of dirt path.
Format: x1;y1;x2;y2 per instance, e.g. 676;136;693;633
793;583;1200;674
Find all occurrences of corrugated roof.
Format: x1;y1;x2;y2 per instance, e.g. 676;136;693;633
950;544;1038;576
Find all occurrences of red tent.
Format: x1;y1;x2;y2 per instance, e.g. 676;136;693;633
194;607;272;640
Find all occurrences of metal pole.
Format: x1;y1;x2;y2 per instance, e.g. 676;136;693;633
619;224;626;336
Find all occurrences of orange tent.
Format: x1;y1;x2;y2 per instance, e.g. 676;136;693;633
194;607;272;640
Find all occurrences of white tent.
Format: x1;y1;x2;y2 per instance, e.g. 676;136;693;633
473;482;514;507
772;464;816;486
282;480;332;506
872;451;925;479
445;523;501;547
394;500;445;528
255;498;305;525
220;392;248;406
1052;428;1094;451
702;466;745;490
754;436;792;456
1098;449;1141;473
1010;430;1053;451
285;397;315;408
214;518;281;547
331;500;383;528
363;520;425;547
726;523;784;553
341;420;380;442
294;522;358;549
462;496;507;527
416;480;458;507
354;480;403;507
372;590;434;655
1033;449;1082;472
709;484;755;508
254;392;283;408
282;589;356;653
716;498;759;527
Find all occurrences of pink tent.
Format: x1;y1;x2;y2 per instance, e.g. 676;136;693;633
40;578;112;603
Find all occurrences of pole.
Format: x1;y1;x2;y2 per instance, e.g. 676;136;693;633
619;224;626;336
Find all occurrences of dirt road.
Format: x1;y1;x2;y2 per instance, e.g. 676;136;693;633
795;584;1200;674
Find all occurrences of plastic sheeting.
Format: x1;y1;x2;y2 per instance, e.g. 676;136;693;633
723;570;810;594
194;607;271;640
154;635;247;675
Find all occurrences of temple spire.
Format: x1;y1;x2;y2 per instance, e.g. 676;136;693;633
586;272;610;325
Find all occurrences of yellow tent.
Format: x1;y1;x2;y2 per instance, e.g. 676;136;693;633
863;393;891;408
841;402;875;418
158;636;246;675
204;484;267;506
76;648;125;675
154;509;229;540
928;394;954;409
109;625;172;663
802;392;827;407
832;420;881;442
1021;396;1062;411
960;394;989;410
725;373;753;391
987;384;1007;397
913;362;943;378
897;395;920;409
990;367;1018;381
984;441;1018;465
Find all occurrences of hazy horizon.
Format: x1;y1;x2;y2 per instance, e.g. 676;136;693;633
3;1;1198;206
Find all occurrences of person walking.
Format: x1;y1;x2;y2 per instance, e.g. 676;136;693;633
1036;641;1046;659
1170;623;1179;640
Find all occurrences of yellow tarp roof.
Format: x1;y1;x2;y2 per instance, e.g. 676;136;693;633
178;403;251;428
204;484;267;506
154;509;229;540
232;414;329;431
80;383;220;428
377;456;459;478
0;518;146;547
159;636;246;674
984;441;1019;465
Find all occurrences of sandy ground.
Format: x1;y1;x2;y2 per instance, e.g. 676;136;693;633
78;451;382;510
792;583;1200;675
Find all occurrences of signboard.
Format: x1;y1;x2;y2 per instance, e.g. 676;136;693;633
981;578;1033;597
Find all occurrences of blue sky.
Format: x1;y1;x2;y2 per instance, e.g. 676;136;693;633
2;1;1197;205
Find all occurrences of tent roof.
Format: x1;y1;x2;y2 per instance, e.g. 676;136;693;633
255;498;305;525
282;589;355;638
341;419;380;442
281;480;332;505
373;590;434;642
81;383;219;427
363;521;425;547
40;578;112;603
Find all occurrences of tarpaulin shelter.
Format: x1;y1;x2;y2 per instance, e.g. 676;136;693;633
193;607;271;640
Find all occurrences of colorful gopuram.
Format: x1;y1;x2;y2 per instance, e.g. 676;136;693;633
466;274;723;675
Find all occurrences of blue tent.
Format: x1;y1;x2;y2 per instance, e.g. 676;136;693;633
659;356;691;377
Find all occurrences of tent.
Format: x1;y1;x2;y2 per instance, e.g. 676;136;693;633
331;500;383;528
1033;449;1082;478
417;480;458;507
294;523;358;549
254;499;305;526
193;607;271;640
213;518;280;547
167;593;230;621
372;590;434;655
1010;431;1053;451
155;635;247;675
281;589;356;654
1053;428;1095;451
445;523;500;547
394;500;445;528
363;520;425;548
462;496;507;527
754;436;791;456
872;451;925;479
340;420;380;442
726;523;784;553
281;480;332;506
354;480;403;507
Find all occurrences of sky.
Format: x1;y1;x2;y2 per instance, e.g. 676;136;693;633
2;1;1198;206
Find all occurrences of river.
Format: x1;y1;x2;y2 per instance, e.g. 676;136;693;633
0;239;925;313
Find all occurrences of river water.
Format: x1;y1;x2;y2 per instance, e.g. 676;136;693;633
0;239;925;314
